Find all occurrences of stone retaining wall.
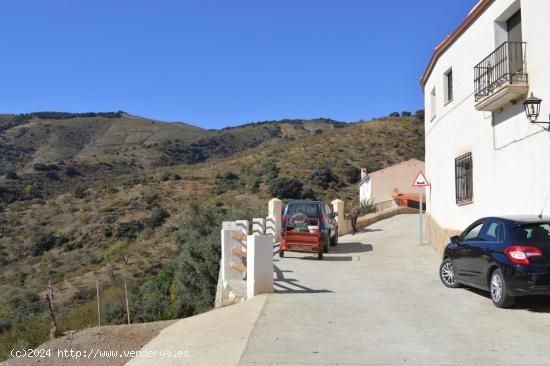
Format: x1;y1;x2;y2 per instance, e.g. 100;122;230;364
338;206;417;236
425;213;461;254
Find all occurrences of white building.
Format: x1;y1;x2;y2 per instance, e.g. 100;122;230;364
421;0;550;252
358;159;425;209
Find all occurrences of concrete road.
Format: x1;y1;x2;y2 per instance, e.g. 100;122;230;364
239;214;550;365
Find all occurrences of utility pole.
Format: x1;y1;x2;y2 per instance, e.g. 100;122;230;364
48;271;55;311
124;279;131;325
47;272;61;340
412;171;430;245
96;278;101;326
419;189;424;245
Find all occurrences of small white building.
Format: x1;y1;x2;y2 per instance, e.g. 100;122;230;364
421;0;550;252
358;159;425;209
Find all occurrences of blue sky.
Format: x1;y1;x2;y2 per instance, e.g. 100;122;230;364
0;0;478;129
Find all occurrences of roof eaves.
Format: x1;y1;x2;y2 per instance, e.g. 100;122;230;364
420;0;495;89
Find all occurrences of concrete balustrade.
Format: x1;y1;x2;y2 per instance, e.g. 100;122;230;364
266;198;282;241
252;218;266;235
218;214;274;306
331;199;350;235
246;235;274;300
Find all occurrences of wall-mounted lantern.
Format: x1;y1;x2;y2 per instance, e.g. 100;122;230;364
523;93;550;130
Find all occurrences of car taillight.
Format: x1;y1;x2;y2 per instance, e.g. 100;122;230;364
319;215;326;223
504;246;542;264
281;215;286;223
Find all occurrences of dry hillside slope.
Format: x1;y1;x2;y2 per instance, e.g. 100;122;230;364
0;112;424;361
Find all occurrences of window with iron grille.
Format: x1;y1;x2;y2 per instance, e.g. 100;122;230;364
455;152;473;205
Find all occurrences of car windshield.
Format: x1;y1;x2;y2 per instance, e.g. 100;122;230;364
511;223;550;243
286;204;320;218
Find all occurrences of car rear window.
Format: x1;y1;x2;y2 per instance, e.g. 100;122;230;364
286;204;320;218
512;223;550;243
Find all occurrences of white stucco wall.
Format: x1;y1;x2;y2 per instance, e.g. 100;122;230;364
424;0;550;231
358;160;424;205
359;179;372;205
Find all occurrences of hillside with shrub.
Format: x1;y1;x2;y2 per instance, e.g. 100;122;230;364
0;111;424;360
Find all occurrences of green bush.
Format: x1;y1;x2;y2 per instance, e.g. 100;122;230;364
104;227;113;238
33;163;59;172
74;186;88;199
311;166;339;189
131;267;176;323
269;177;303;199
64;166;80;177
115;220;145;239
103;302;126;325
213;171;243;194
248;176;261;193
360;198;377;215
262;162;279;180
31;233;69;256
5;171;17;180
17;111;123;120
344;166;361;184
147;208;170;229
46;171;60;181
301;186;317;200
173;200;263;318
0;319;12;334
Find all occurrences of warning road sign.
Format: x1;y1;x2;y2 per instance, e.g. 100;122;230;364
412;171;430;187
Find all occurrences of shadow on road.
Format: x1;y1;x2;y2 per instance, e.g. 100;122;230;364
359;228;383;233
464;287;550;313
273;264;332;294
515;296;550;313
320;256;354;261
331;243;373;254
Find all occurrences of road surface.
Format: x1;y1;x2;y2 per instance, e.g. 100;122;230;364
239;214;550;365
126;214;550;366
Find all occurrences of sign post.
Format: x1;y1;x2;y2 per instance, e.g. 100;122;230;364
412;171;430;245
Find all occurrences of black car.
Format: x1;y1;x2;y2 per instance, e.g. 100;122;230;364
439;216;550;308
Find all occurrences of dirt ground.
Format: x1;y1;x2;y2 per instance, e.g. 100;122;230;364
3;320;175;366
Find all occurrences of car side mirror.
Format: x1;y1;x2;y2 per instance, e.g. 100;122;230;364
450;235;460;244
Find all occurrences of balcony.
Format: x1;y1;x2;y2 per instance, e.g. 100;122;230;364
474;42;528;111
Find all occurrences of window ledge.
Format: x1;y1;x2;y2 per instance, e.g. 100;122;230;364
444;98;454;107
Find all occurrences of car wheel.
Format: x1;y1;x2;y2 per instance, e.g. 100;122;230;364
490;269;515;308
318;251;323;260
279;249;284;258
330;231;338;246
439;259;461;288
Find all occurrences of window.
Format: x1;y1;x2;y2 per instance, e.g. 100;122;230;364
430;87;436;120
285;204;320;218
479;221;504;242
444;69;453;103
455;152;473;205
512;224;550;243
463;222;483;241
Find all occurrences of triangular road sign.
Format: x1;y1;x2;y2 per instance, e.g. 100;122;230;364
412;171;430;187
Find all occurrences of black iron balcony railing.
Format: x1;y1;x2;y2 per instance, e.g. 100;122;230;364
474;41;527;102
